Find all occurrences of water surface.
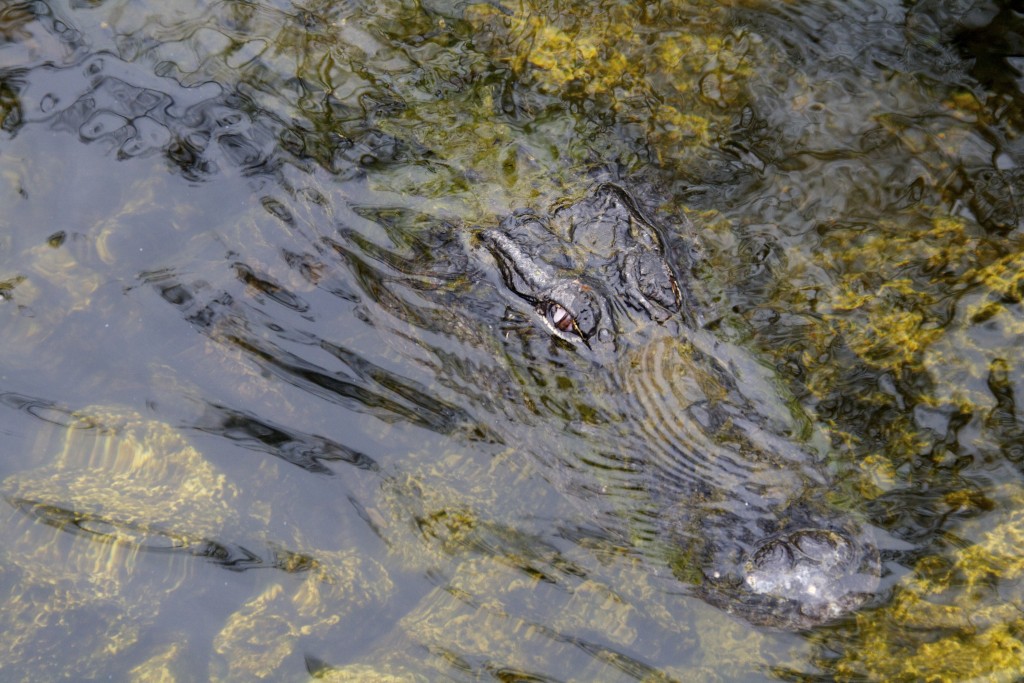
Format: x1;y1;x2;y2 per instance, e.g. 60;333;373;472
1;0;1023;680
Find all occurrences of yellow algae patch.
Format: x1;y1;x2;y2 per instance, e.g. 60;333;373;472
975;250;1024;309
313;664;429;682
524;23;599;77
920;248;1024;413
211;548;391;681
0;408;238;680
128;642;184;683
813;214;1004;378
6;409;237;537
835;484;1024;681
552;578;638;646
857;453;898;499
464;0;746;153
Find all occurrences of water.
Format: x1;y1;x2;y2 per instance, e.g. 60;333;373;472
1;0;1023;680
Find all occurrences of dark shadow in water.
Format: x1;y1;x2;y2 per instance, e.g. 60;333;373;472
7;496;324;573
986;358;1024;466
0;392;79;428
192;403;379;475
149;265;488;443
952;1;1024;122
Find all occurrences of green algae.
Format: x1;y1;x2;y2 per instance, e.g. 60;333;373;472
825;483;1024;682
813;215;1003;375
460;0;749;166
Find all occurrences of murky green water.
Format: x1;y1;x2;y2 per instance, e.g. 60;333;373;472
1;0;1023;680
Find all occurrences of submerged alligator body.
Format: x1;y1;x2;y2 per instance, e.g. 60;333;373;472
475;183;880;630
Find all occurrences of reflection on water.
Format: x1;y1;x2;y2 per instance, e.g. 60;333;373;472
1;0;1024;679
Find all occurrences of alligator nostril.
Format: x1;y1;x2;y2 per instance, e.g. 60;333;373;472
751;538;796;572
793;529;855;566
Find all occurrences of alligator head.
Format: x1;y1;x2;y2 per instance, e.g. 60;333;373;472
478;183;694;354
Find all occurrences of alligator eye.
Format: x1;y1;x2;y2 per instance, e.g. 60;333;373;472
543;283;601;342
548;302;575;332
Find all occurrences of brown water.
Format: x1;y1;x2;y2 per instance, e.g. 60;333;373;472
1;0;1023;680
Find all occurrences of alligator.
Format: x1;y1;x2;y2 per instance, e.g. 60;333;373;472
4;47;879;631
473;182;880;630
